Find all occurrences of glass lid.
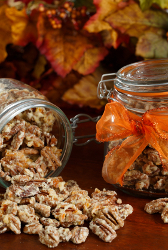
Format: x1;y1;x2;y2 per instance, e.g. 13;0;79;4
114;59;168;94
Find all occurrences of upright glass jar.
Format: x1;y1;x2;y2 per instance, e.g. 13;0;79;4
97;58;168;197
0;78;73;189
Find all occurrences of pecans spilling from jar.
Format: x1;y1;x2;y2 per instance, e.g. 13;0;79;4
109;142;168;193
0;106;62;182
144;198;168;223
0;176;133;247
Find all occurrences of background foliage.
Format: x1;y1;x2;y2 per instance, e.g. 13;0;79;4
1;0;168;109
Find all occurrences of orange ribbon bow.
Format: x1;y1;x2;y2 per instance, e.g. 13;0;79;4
96;101;168;186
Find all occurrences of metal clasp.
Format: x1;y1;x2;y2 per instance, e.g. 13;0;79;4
97;73;116;101
70;114;101;146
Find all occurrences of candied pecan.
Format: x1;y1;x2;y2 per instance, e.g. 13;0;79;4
33;203;50;217
52;202;88;227
91;188;117;202
64;180;81;193
83;203;103;220
142;161;160;176
58;227;72;242
96;206;124;230
40;217;60;227
28;178;50;189
123;170;149;190
64;190;91;210
39;226;60;248
10;128;25;150
4;185;22;203
25;133;44;148
161;204;168;223
17;205;37;223
3;214;21;234
144;198;168;214
41;146;62;170
89;217;117;243
22;108;55;133
143;148;161;165
2;118;25;141
135;179;150;190
25;124;41;137
1;150;34;175
50;176;64;189
153;177;167;190
117;204;133;220
71;226;89;244
35;194;57;208
11;175;32;185
23;221;43;234
0;219;8;234
19;148;39;156
15;183;40;198
0;200;18;215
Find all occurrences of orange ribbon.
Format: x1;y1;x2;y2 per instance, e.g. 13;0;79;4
96;101;168;186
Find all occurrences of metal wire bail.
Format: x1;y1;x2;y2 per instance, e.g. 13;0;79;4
97;73;116;101
70;114;101;146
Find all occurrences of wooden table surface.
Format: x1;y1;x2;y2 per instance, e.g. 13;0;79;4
0;107;168;250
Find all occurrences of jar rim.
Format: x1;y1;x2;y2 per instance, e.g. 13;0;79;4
115;59;168;94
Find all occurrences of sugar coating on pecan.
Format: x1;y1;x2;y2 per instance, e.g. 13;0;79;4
144;198;168;214
96;206;124;231
0;176;133;248
3;214;21;234
71;226;89;244
89;217;117;243
39;226;60;248
23;221;43;234
58;227;72;242
33;203;50;217
40;217;60;227
0;200;18;215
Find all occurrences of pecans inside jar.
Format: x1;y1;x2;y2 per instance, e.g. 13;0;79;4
0;79;73;188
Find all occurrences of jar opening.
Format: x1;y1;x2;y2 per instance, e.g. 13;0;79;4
0;98;73;188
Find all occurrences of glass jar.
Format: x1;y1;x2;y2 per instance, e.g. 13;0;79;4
0;78;73;189
97;58;168;198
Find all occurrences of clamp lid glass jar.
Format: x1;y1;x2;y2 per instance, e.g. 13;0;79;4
0;78;73;189
97;59;168;198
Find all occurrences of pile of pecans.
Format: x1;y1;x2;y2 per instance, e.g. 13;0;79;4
0;176;133;247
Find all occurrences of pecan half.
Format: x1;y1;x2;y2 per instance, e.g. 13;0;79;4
89;217;117;243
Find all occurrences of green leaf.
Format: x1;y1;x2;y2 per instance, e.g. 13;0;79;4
136;31;168;58
139;0;168;11
105;2;168;39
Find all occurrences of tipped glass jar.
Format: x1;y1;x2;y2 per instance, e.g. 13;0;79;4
97;59;168;198
0;78;73;189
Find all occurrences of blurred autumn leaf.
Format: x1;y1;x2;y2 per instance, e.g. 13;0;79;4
62;67;107;108
0;5;13;63
0;0;167;109
139;0;168;11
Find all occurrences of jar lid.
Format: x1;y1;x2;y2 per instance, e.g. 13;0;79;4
115;59;168;94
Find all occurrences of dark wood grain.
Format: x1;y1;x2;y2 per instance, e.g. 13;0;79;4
0;108;167;250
